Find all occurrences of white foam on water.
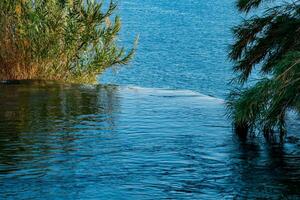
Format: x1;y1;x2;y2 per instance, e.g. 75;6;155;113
119;85;225;104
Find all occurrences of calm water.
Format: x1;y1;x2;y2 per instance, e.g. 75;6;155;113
1;0;300;199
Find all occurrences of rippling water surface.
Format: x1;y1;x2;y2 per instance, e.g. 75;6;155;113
1;0;300;199
0;82;300;199
101;0;238;98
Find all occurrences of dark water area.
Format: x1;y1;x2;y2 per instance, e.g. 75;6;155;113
1;0;300;199
0;81;300;199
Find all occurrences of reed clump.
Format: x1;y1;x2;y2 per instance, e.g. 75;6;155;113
227;0;300;140
0;0;136;83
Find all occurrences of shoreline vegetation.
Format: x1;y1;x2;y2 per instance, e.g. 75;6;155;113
227;0;300;140
0;0;298;141
0;0;136;84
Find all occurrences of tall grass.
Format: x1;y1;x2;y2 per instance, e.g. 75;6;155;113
0;0;136;83
227;0;300;139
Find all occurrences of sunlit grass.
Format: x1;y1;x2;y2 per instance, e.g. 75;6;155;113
0;0;137;83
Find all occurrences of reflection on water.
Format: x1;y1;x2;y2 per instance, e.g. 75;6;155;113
0;81;299;199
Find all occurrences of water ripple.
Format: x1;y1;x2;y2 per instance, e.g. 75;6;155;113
0;82;299;199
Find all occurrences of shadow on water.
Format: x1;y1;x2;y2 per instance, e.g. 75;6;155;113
229;135;300;199
0;81;299;199
0;81;120;175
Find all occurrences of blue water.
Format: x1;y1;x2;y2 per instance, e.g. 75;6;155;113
101;0;238;98
1;1;300;199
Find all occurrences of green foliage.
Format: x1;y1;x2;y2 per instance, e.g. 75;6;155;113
236;0;270;12
227;0;300;139
0;0;136;83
